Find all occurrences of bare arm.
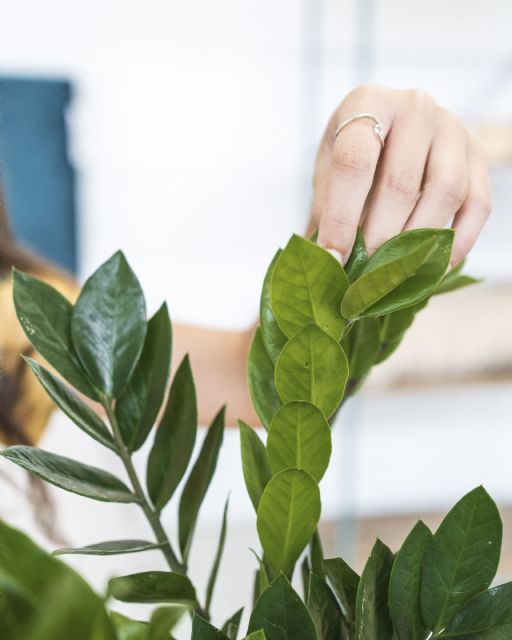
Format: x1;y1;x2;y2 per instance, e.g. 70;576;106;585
172;323;259;428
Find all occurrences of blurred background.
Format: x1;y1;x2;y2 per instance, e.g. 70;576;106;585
1;0;511;630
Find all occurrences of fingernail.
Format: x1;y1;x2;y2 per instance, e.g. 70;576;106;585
325;248;343;264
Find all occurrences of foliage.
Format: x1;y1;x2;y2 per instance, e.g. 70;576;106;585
1;228;507;639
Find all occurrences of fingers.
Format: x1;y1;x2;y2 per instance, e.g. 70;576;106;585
316;122;382;261
451;144;491;266
316;87;394;261
361;106;433;255
405;111;469;232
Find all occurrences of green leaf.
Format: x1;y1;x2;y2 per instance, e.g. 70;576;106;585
71;251;147;398
109;571;196;605
310;530;325;579
267;401;331;482
13;270;97;398
179;406;225;561
271;234;348;340
307;573;346;640
110;612;148;640
23;357;115;451
275;323;348;418
0;520;116;640
389;521;432;640
323;557;360;625
148;607;187;640
248;574;317;640
192;615;229;639
147;355;198;510
221;607;244;638
0;445;136;503
260;250;288;364
239;420;272;511
250;549;270;602
421;486;503;633
374;299;428;365
435;273;480;295
435;259;480;296
116;302;173;451
342;317;380;390
53;539;167;557
341;229;454;319
355;539;394;640
440;581;512;639
301;556;311;600
257;468;321;575
245;632;266;640
248;328;282;429
345;228;368;283
205;497;230;614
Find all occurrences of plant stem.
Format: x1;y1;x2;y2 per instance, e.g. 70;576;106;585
102;400;183;574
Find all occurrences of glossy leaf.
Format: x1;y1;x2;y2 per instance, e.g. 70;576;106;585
342;317;380;391
341;229;454;319
148;606;186;640
440;581;512;639
110;612;148;640
192;615;229;639
0;520;116;640
345;228;368;283
355;539;394;640
0;445;136;503
53;539;166;557
260;249;287;364
421;486;502;633
257;469;321;575
267;401;332;482
147;355;198;510
323;557;360;625
109;571;196;605
221;607;244;639
389;521;432;640
248;328;282;429
275;323;348;418
179;407;225;561
116;302;172;451
24;357;115;451
307;572;346;640
239;420;272;511
245;632;266;640
248;574;317;640
71;251;147;398
13;269;97;398
205;497;230;614
271;234;348;340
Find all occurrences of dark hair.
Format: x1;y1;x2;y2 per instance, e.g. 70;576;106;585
0;190;65;543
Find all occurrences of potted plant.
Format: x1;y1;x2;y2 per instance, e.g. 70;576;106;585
1;228;509;639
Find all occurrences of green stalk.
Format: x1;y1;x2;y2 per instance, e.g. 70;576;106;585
102;399;183;574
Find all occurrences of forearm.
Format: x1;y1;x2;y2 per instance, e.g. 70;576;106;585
172;323;259;427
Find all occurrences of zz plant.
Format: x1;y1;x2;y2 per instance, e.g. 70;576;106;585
0;227;509;640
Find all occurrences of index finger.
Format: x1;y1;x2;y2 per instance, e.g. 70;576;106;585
317;118;385;262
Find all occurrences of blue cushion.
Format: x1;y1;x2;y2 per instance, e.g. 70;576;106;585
0;77;77;274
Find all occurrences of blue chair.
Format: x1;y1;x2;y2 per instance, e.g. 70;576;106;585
0;77;77;274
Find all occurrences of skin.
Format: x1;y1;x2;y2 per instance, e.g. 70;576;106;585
174;85;492;428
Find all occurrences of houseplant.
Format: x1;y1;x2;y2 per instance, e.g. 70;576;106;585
1;228;510;639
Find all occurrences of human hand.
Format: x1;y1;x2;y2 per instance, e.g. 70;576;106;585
311;85;491;266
